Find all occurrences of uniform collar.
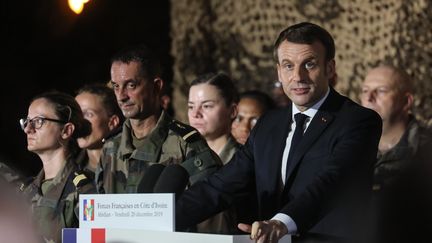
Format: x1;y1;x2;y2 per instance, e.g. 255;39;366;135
377;116;421;161
218;135;240;164
118;110;171;162
32;157;76;201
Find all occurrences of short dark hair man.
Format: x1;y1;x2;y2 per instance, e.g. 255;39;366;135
97;45;222;194
176;22;382;242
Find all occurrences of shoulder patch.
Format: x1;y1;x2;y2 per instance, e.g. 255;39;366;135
169;120;202;143
72;172;90;188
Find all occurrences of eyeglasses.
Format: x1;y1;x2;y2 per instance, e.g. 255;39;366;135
19;116;67;131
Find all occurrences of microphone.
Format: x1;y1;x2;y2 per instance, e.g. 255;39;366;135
137;163;166;193
153;164;190;198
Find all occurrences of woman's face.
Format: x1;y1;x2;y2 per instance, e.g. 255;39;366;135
231;97;265;145
76;92;114;150
188;83;236;140
23;98;65;154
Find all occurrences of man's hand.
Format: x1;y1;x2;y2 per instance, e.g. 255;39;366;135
238;220;288;243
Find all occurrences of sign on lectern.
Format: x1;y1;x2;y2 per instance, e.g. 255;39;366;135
79;193;174;231
63;193;291;243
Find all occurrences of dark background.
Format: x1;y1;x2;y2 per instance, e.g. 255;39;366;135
0;0;171;176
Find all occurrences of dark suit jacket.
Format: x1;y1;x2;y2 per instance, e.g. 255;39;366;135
176;88;382;239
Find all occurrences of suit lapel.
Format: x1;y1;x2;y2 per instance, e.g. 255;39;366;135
258;107;291;215
285;90;339;182
265;107;293;194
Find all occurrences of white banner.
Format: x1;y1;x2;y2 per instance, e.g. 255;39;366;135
79;193;174;231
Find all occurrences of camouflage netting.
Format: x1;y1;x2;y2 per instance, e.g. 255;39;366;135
170;0;432;126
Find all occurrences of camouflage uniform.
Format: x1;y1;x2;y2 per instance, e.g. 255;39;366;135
196;135;241;234
75;150;95;181
372;117;432;242
373;117;432;192
75;127;122;182
97;110;222;194
218;135;241;165
22;158;97;243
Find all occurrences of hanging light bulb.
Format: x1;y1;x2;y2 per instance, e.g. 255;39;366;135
68;0;90;14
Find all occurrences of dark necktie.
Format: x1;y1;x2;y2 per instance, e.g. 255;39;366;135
286;113;308;179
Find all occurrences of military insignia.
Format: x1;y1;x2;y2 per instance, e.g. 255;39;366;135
73;172;89;187
169;121;202;143
183;130;198;141
175;123;186;129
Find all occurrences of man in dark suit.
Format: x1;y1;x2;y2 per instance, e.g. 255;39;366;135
176;22;382;242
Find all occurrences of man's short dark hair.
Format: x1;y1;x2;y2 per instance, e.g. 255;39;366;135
111;44;161;80
273;22;335;63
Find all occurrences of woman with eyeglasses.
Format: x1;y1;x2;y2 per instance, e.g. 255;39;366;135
19;91;97;243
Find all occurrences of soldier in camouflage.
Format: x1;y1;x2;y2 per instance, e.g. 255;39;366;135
75;83;124;180
361;64;432;242
23;157;96;243
97;44;222;194
20;91;97;243
187;72;244;234
361;64;432;193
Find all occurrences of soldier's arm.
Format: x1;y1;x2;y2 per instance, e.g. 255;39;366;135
182;140;222;185
94;157;105;194
95;140;117;194
72;171;98;219
168;120;222;185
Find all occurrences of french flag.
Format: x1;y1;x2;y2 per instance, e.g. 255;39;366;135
63;228;105;243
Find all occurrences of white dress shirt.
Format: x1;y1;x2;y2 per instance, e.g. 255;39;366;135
272;88;330;234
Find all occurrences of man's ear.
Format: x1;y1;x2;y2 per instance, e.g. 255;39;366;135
230;103;238;120
153;77;164;94
326;59;336;80
403;92;414;113
61;123;75;139
108;115;120;131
